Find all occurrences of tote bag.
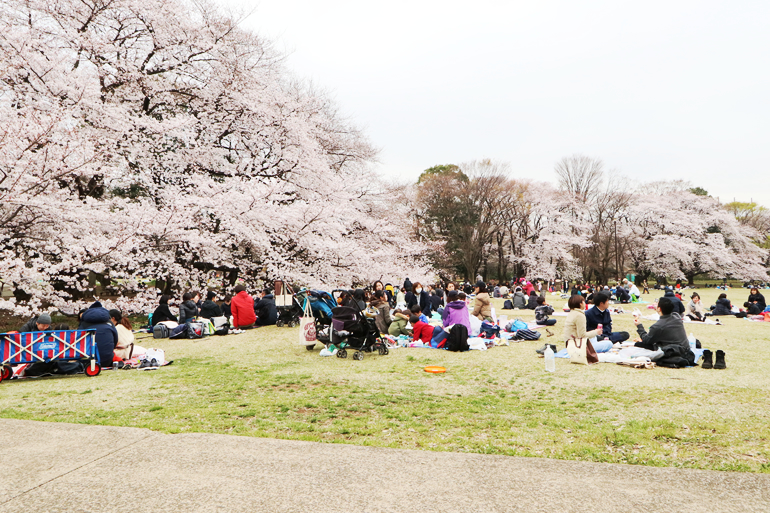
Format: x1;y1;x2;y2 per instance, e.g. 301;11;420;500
567;336;598;365
299;300;317;345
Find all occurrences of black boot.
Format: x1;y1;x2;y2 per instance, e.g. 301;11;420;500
701;349;713;369
714;350;726;369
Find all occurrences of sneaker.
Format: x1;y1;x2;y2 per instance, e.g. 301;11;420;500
714;350;726;369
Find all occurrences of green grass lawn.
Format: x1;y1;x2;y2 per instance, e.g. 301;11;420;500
1;288;769;472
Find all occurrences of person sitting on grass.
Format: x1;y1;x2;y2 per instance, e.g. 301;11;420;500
179;292;199;324
744;301;763;315
748;287;766;311
585;292;629;343
526;290;538;310
409;304;429;324
472;281;493;321
708;293;734;316
151;295;177;326
662;287;685;315
633;297;695;368
254;289;278;326
411;314;433;345
442;290;472;333
560;295;601;346
687;293;706;322
79;302;119;369
231;285;256;329
534;297;556;326
199;291;223;319
512;287;527;309
370;290;392;334
19;313;52;333
388;308;411;337
109;309;135;361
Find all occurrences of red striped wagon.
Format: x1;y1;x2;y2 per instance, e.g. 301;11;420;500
0;330;100;382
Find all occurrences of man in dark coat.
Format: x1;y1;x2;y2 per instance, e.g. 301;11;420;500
585;292;629;343
633;297;695;368
662;287;685;315
199;291;223;319
254;289;278;326
79;301;119;367
19;313;52;333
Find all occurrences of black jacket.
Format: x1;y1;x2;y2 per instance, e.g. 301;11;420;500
635;312;690;351
615;287;630;303
746;302;762;315
748;292;766;311
526;294;538;310
151;304;177;326
713;297;733;316
663;290;685;315
222;302;232;319
19;317;49;333
199;300;223;319
406;290;432;316
254;295;278;325
179;300;199;321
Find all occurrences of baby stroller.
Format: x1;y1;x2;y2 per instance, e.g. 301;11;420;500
274;280;302;328
329;290;389;360
295;288;337;350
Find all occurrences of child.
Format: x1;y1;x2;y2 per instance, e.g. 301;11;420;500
410;304;429;324
534;297;556;326
411;315;433;344
388;309;412;337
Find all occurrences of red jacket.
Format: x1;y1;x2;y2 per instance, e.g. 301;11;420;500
413;320;434;344
231;291;256;328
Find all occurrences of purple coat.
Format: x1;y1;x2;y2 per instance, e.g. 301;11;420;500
442;300;471;333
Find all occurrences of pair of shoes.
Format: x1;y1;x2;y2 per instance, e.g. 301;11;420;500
535;344;557;355
701;350;727;369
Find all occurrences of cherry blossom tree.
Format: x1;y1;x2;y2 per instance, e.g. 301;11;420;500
0;0;433;316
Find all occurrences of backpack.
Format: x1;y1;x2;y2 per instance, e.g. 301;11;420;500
503;300;513;310
513;328;541;341
169;324;189;339
188;321;205;339
480;321;501;339
505;319;528;332
430;326;448;348
153;324;169;339
446;324;469;352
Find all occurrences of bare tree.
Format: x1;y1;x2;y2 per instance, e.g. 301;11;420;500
555;154;605;203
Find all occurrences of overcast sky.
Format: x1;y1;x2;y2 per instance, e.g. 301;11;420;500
220;0;770;205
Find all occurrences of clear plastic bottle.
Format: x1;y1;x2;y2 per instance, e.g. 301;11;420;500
688;333;696;350
544;345;555;372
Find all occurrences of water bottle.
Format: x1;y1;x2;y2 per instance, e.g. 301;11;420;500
688;333;696;350
544;345;555;372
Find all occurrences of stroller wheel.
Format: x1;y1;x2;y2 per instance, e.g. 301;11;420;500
276;320;284;327
353;351;364;361
288;320;297;328
377;345;386;356
305;344;315;351
337;349;348;359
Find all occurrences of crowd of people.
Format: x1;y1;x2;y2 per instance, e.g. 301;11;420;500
9;275;767;376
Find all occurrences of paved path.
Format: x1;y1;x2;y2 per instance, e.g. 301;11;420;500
1;419;768;512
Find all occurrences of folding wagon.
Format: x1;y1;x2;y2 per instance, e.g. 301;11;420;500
0;330;100;383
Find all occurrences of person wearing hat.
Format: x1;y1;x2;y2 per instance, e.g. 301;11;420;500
472;281;493;322
19;313;52;332
199;291;224;319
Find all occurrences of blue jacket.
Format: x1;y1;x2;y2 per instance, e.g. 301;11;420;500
663;290;685;315
585;306;612;336
79;303;118;366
